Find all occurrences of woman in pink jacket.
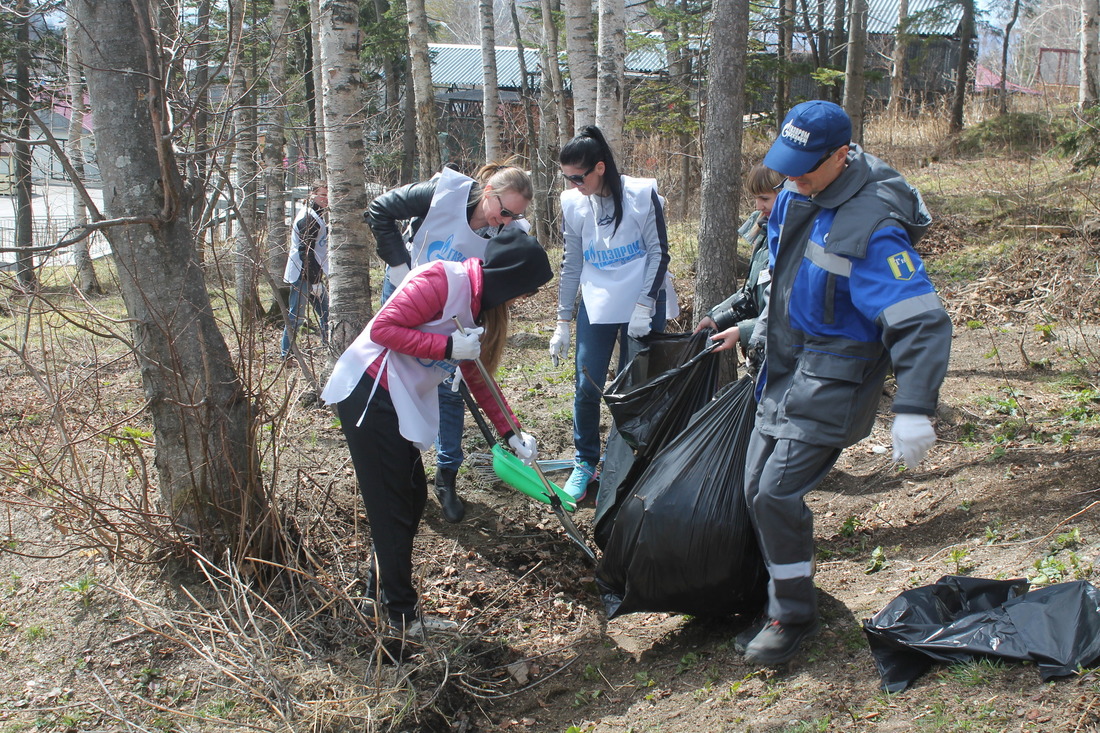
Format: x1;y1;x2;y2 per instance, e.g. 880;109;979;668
321;230;552;641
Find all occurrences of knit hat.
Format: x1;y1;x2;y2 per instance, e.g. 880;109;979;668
479;229;553;311
764;101;852;177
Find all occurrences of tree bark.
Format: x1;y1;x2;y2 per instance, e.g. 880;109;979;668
697;0;748;320
842;0;867;142
317;0;377;351
950;0;975;133
1081;0;1100;107
1000;0;1020;114
263;0;292;286
541;0;569;147
71;0;274;560
229;0;264;325
481;0;503;162
887;0;909;115
407;0;442;176
14;0;36;291
595;0;626;149
564;0;598;133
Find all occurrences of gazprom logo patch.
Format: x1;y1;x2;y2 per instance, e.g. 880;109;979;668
781;122;811;148
426;234;467;263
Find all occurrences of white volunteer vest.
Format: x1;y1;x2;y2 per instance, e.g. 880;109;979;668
320;261;477;450
561;176;660;324
282;205;329;283
408;167;529;267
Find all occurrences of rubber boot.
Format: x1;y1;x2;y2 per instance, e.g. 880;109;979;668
434;467;465;523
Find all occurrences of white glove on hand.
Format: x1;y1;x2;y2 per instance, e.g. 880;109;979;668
628;302;654;338
891;413;936;467
450;368;463;393
508;431;538;466
387;263;410;288
549;321;571;365
450;326;484;361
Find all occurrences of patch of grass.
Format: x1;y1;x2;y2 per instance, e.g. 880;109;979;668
943;657;1008;686
23;625;49;642
60;573;99;607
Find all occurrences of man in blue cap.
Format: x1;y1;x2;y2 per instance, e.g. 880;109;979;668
739;101;953;664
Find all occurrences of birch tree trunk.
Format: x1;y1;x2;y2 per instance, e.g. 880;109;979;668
949;0;975;133
842;0;867;143
697;0;748;322
70;0;275;560
481;0;502;162
65;19;103;295
564;0;599;133
887;0;909;116
229;1;264;324
408;0;442;176
317;0;377;351
262;0;292;284
595;0;625;149
1081;0;1100;108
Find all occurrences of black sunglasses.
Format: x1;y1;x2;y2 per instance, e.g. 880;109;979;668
803;146;842;175
561;164;596;185
494;194;526;220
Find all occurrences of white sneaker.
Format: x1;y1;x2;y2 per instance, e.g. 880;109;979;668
393;615;459;638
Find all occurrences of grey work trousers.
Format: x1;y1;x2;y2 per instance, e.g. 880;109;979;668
744;431;841;624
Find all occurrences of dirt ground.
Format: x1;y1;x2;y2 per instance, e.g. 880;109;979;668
2;152;1100;732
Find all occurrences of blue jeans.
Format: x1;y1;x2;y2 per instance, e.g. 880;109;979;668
281;278;329;357
573;291;667;465
383;267;466;472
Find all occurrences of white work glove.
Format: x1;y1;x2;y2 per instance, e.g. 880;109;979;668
450;368;463;393
449;326;484;361
627;302;654;339
891;413;937;467
311;281;326;297
508;431;538;466
549;321;571;366
387;262;410;288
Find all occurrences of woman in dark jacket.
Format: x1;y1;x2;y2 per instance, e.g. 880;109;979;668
366;163;533;523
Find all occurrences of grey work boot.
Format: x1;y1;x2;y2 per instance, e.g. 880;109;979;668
434;467;465;523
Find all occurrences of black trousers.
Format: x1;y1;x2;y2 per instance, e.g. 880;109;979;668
336;373;428;625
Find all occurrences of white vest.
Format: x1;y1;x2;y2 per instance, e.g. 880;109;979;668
408;167;530;266
282;205;329;283
320;261;477;450
560;176;658;324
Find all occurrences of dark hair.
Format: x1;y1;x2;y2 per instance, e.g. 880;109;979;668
559;125;623;232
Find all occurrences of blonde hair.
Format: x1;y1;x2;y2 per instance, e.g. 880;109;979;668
471;160;533;206
746;164;784;196
479;303;510;375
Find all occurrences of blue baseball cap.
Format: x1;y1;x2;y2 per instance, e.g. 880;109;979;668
763;101;852;177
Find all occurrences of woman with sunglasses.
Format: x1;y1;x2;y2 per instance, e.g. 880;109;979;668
367;162;533;524
550;125;675;502
321;230;551;648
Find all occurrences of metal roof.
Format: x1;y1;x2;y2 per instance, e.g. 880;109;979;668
428;43;666;89
754;0;962;37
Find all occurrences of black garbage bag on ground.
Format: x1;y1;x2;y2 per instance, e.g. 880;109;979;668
863;575;1100;692
595;377;769;619
595;331;721;539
